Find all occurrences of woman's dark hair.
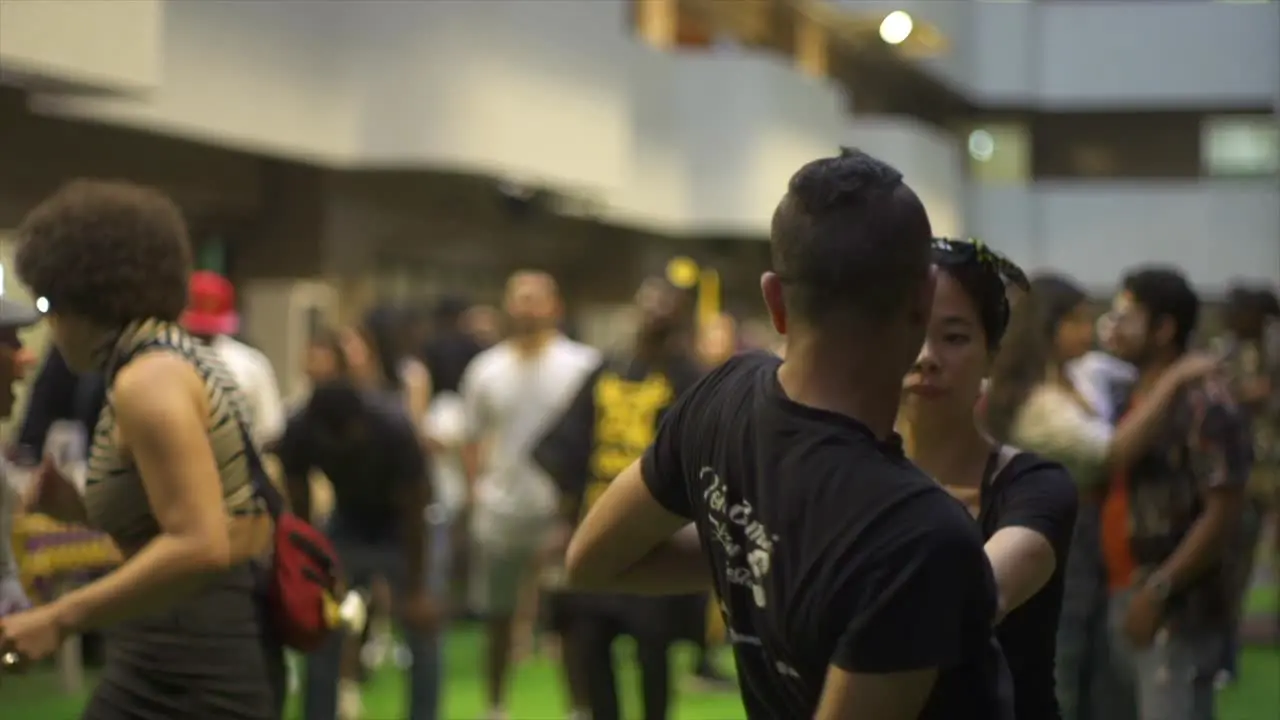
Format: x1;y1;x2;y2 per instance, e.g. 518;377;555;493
14;179;192;326
931;238;1029;351
361;305;407;391
985;273;1088;443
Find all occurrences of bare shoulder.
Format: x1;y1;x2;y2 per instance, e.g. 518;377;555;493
111;351;204;415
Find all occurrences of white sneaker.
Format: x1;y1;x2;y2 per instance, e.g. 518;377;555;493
337;679;364;720
285;653;300;695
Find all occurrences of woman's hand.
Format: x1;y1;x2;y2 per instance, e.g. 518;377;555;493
0;601;69;663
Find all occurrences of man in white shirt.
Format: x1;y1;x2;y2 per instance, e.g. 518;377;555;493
461;270;599;720
181;271;286;448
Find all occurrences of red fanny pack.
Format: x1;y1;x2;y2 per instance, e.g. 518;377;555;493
237;422;344;652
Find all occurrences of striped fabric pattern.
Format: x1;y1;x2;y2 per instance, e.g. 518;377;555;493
84;318;266;546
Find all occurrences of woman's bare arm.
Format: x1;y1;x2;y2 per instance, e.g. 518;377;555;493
986;528;1056;622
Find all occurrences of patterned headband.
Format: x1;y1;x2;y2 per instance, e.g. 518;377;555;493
932;237;1030;344
931;237;1030;293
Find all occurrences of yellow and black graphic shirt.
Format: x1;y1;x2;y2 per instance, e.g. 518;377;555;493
533;354;701;520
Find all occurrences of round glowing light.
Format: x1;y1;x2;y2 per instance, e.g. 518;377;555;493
968;130;996;162
36;297;50;313
879;11;914;46
665;256;701;289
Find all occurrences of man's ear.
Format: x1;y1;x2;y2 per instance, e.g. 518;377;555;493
761;272;787;335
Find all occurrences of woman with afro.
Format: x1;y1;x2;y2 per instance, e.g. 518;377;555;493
0;180;283;719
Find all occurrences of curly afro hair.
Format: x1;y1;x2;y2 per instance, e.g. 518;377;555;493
14;179;192;327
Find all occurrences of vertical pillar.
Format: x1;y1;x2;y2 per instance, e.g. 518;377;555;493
635;0;678;49
794;9;828;78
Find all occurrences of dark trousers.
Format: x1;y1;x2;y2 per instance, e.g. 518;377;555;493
1221;497;1264;675
81;564;284;720
303;515;450;720
563;598;673;720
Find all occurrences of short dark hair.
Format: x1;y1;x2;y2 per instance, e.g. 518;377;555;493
770;148;932;325
14;179;192;326
1122;266;1199;351
306;380;365;432
1255;288;1280;318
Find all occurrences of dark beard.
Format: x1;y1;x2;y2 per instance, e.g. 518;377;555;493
507;319;545;337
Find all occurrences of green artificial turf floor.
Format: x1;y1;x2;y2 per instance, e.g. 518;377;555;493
1;624;1276;719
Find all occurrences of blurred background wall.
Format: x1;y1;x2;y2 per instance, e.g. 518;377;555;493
0;0;1276;396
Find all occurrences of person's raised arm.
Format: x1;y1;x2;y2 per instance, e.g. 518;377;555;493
52;353;236;632
1018;354;1220;475
1106;352;1220;468
402;358;433;436
983;460;1078;621
819;507;995;720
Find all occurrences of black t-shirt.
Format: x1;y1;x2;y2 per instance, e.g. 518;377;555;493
640;352;1012;718
979;450;1078;720
277;391;427;541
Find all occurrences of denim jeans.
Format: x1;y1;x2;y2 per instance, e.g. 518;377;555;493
303;514;451;720
1107;588;1222;720
1056;505;1130;720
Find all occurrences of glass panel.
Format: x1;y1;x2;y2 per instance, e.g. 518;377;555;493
967;123;1031;184
1202;115;1279;177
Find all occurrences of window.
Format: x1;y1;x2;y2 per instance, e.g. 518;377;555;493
1032;113;1202;179
1202;115;1279;177
966;123;1031;185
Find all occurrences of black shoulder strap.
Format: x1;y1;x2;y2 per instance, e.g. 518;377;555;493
105;337;287;519
982;444;1022;495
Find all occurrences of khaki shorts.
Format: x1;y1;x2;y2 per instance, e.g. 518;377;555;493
467;510;554;616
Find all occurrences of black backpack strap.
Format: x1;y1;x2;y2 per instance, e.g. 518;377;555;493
104;336;286;519
233;420;286;519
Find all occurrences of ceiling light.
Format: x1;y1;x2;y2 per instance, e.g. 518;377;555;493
968;130;996;162
879;11;914;46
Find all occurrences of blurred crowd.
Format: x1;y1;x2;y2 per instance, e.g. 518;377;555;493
0;173;1275;720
